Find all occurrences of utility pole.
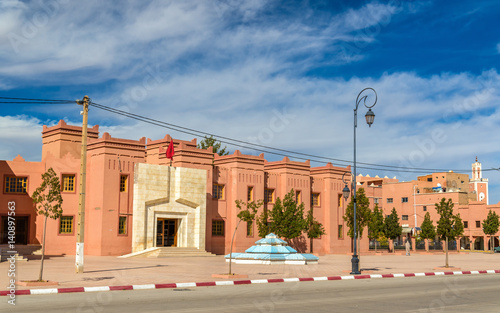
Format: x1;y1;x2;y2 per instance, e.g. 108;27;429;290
76;95;89;273
413;184;417;229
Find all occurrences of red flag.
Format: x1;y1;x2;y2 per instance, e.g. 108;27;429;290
166;140;175;160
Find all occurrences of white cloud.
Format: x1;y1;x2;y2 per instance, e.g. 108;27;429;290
0;0;499;203
0;0;407;83
0;115;44;161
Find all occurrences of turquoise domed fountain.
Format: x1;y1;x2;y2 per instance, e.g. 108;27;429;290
225;233;319;265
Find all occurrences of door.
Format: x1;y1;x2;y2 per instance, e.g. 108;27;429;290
156;219;177;247
1;216;28;245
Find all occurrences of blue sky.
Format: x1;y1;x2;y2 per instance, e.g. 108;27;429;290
0;0;499;203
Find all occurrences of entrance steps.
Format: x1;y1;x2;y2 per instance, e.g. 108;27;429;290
119;247;217;258
152;247;216;258
0;248;28;262
0;245;41;262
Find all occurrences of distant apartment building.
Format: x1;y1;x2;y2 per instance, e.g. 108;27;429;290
358;159;498;250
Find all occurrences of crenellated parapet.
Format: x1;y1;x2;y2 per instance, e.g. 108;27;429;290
214;150;265;170
42;119;99;160
146;135;213;169
87;132;146;155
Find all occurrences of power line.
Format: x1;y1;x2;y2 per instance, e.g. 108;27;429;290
0;101;75;104
0;96;75;102
88;101;494;174
3;95;496;174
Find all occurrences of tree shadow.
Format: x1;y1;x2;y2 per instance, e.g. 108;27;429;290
25;254;66;260
84;264;167;273
289;236;307;253
82;277;115;281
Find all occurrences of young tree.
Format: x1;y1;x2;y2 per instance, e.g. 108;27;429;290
197;135;230;156
31;168;63;282
256;208;269;238
305;207;326;253
482;210;500;252
268;189;307;242
420;212;436;251
343;188;371;254
367;205;385;252
228;199;263;274
435;198;464;268
384;208;402;253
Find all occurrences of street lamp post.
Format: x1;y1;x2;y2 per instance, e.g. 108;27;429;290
342;172;352;203
349;88;378;275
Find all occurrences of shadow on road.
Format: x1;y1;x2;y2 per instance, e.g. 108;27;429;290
84;264;167;273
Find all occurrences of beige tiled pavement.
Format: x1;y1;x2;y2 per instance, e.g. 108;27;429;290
1;251;499;290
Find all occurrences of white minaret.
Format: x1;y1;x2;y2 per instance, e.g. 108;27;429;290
470;157;489;204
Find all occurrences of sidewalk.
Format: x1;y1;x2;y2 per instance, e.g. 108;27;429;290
1;252;499;292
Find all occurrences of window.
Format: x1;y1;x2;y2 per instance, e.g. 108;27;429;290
264;189;274;203
402;215;408;221
402;197;408;203
119;216;127;235
464;221;468;229
62;174;75;192
266;221;274;232
59;216;74;234
423;206;427;212
311;193;320;207
212;220;224;236
476;221;481;228
338;194;343;207
247;186;253;202
4;176;28;193
120;175;128;192
374;198;379;204
338;225;343;239
295;190;301;203
387;198;393;203
247;221;253;237
213;184;224;200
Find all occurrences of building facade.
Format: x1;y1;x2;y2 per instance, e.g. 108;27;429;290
358;161;500;251
1;121;498;256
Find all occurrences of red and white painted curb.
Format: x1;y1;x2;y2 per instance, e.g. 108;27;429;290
2;270;499;296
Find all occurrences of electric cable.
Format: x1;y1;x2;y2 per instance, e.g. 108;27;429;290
89;101;498;174
3;95;497;174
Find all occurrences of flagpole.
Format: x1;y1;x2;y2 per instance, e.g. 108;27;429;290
166;139;174;204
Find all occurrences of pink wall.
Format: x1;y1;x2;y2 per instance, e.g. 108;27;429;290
1;120;498;256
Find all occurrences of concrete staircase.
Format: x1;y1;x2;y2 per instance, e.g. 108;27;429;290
0;249;28;262
148;247;216;258
0;245;42;262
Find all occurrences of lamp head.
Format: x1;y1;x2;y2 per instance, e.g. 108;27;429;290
365;108;375;127
342;185;350;201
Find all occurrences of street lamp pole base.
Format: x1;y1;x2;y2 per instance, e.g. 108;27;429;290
350;254;361;275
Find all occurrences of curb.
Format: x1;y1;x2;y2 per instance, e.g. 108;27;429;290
2;270;499;296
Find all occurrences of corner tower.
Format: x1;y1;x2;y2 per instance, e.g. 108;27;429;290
470;157;489;204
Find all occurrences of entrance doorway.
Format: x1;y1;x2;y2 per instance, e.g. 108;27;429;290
1;216;28;245
474;237;484;250
156;219;177;247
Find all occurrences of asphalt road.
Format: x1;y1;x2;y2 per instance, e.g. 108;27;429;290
2;275;500;313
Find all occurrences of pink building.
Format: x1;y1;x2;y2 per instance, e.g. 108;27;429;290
358;162;500;251
0;121;352;256
1;121;498;257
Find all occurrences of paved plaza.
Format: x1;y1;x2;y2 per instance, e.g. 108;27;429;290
1;251;498;291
